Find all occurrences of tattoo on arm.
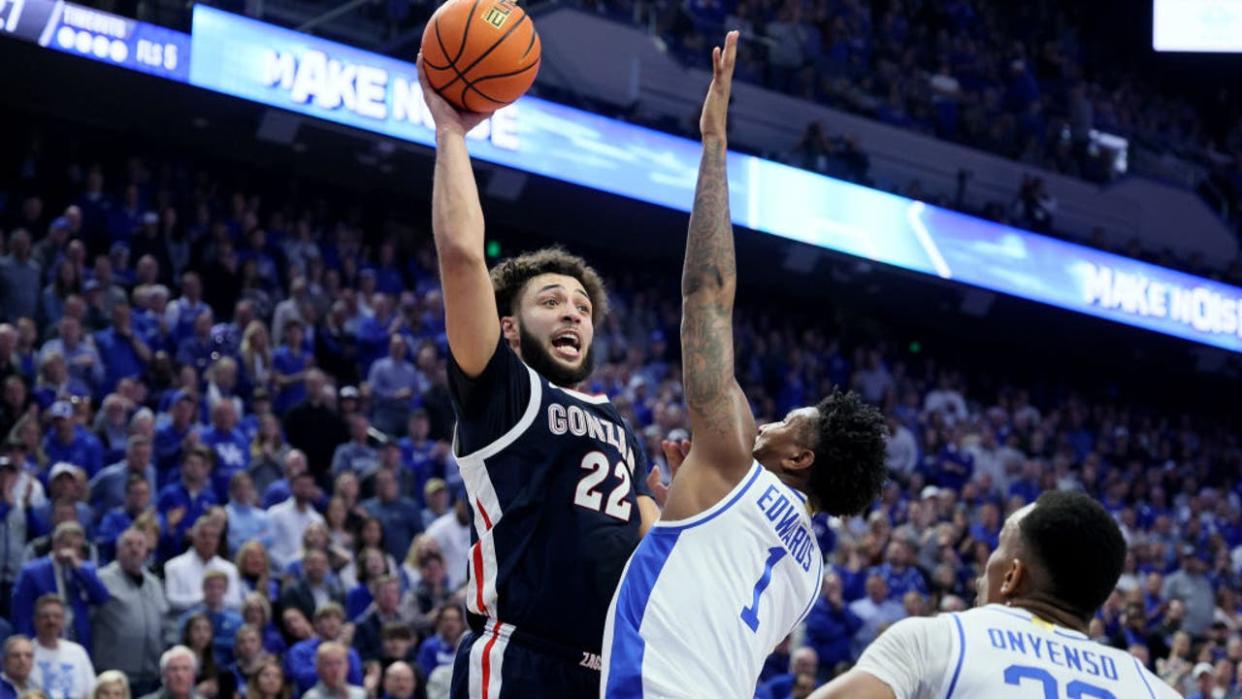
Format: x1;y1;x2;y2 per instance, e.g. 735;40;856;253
681;141;737;435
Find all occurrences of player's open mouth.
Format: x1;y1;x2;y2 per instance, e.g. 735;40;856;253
551;331;581;360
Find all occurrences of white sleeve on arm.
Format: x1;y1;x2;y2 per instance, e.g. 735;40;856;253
854;615;955;699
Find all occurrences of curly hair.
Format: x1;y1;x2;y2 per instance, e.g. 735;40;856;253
805;388;888;516
489;246;609;322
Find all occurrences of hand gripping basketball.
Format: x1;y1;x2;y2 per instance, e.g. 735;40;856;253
419;0;542;114
417;53;490;136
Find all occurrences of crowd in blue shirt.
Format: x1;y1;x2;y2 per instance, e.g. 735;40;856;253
576;0;1242;201
567;0;1242;287
0;118;1239;699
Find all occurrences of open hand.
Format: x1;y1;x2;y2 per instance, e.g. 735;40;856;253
645;438;691;508
417;53;491;137
364;661;382;692
661;439;691;474
699;31;738;143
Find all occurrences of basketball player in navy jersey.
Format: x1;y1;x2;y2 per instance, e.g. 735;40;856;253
417;57;661;699
600;32;889;697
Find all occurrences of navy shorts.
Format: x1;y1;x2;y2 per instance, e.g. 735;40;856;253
449;624;601;699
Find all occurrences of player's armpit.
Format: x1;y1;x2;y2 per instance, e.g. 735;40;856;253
807;670;899;699
657;448;745;521
431;130;501;377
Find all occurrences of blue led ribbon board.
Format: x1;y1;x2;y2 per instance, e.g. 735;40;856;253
8;3;1240;352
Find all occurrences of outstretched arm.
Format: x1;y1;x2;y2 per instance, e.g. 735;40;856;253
807;671;897;699
663;32;757;520
418;55;500;378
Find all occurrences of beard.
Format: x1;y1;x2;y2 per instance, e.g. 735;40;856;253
518;324;595;388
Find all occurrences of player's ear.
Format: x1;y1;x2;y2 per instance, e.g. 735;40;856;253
1000;558;1024;599
500;316;520;345
785;448;815;473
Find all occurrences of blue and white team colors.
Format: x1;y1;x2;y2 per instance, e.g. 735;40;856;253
853;604;1181;699
601;463;823;698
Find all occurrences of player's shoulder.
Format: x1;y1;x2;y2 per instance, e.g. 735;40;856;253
854;613;959;699
1147;670;1184;698
1121;652;1181;699
546;380;614;408
872;611;959;651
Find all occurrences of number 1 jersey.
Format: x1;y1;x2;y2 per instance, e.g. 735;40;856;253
600;463;823;698
448;338;650;654
853;604;1180;699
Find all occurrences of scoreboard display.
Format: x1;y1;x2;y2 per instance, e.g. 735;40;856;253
1153;0;1242;52
0;0;190;80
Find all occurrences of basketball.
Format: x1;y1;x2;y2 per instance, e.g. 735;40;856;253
420;0;542;113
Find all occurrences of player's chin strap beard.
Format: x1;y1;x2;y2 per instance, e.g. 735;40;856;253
518;324;595;388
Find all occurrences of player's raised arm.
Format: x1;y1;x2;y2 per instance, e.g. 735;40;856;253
807;671;897;699
677;31;756;481
418;55;500;378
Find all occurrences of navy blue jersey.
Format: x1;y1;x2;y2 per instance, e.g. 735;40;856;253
449;337;650;654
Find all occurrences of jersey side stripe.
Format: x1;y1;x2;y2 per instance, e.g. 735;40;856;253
461;459;504;616
1133;656;1158;699
473;620;509;699
604;530;682;697
456;369;538;617
470;542;489;616
794;554;824;628
651;462;764;532
485;622;511;699
942;613;967;699
468;628;487;698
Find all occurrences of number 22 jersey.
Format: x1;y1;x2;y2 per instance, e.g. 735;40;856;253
448;338;651;654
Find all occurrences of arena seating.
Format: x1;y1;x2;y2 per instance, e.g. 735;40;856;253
1;107;1238;697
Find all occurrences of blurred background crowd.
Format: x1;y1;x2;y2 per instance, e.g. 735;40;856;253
0;113;1238;699
570;0;1242;281
90;0;1242;283
1;1;1241;698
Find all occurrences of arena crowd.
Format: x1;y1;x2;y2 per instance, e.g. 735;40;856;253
0;117;1238;699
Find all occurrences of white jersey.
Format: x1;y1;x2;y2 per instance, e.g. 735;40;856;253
601;463;823;698
855;605;1181;699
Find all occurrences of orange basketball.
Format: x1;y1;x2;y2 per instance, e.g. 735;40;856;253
420;0;542;113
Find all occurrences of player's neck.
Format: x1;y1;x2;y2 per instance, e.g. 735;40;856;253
1007;596;1089;634
768;464;810;496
